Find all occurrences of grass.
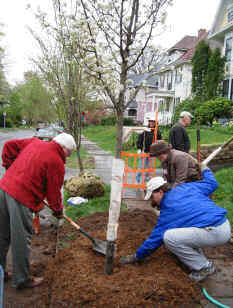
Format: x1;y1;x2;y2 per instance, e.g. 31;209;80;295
83;125;233;154
66;146;94;169
213;167;233;227
63;185;126;220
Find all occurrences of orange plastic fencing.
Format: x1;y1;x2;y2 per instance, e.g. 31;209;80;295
121;152;156;190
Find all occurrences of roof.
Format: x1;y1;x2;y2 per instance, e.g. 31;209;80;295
127;72;159;87
179;30;209;61
168;36;197;54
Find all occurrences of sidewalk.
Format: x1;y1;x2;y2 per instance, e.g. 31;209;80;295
78;136;233;308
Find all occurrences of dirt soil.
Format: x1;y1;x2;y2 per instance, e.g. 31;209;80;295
3;209;233;307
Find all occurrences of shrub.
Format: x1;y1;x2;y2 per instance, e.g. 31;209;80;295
123;117;135;126
100;116;116;126
195;97;233;125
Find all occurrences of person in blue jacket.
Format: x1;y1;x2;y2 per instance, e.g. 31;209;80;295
120;163;231;282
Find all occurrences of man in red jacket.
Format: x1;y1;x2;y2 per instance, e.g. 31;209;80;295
0;133;76;289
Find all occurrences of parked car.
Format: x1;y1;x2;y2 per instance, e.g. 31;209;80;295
34;127;59;141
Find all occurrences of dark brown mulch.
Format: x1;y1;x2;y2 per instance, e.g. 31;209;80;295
40;210;201;307
4;209;232;307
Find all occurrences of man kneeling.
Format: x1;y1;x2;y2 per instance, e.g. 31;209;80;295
120;163;231;282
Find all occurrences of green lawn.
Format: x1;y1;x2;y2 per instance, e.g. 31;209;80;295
83;125;233;226
66;146;94;169
83;125;233;154
63;185;126;220
213;167;233;227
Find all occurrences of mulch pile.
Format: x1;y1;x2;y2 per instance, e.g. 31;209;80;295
39;209;201;307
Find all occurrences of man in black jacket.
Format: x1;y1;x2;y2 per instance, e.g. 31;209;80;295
169;111;193;153
136;119;162;184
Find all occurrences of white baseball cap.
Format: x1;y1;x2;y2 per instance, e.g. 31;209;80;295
53;133;76;150
144;177;167;200
180;111;194;119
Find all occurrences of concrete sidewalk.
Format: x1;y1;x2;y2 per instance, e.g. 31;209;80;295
77;135;233;308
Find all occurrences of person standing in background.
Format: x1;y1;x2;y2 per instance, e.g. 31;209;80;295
169;111;194;153
136;118;162;184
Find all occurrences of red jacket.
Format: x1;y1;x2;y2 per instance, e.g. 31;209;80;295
0;138;65;213
2;138;35;169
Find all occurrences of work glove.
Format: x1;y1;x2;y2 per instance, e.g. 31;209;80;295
200;162;210;172
119;254;138;264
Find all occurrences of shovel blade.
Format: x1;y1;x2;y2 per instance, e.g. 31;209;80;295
93;239;107;255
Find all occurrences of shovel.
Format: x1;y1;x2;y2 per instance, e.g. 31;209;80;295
202;135;233;165
41;200;107;255
64;215;107;255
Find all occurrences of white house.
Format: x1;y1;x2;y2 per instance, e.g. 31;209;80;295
145;29;209;125
208;0;233;100
125;29;211;125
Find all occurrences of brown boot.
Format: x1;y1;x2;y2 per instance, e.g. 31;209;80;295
17;277;44;290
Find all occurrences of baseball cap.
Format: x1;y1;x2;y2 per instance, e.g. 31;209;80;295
144;177;167;200
180;111;194;119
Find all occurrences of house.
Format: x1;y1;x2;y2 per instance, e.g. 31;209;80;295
208;0;233;100
124;72;159;124
125;29;221;126
145;29;210;125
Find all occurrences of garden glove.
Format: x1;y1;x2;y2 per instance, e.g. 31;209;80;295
120;254;138;264
200;162;210;172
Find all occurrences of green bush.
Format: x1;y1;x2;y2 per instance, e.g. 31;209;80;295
195;97;232;125
100;116;116;126
172;98;202;124
123;117;135;126
122;132;138;150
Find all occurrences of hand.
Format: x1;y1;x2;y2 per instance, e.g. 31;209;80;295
52;210;64;220
200;162;210;172
119;254;138;264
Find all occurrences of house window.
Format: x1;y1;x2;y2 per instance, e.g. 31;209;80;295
128;109;136;116
160;75;165;88
222;80;229;98
228;6;233;22
167;72;173;90
225;37;232;62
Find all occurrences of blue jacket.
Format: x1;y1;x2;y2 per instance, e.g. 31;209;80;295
136;170;227;260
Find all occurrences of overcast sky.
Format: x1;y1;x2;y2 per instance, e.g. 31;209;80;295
0;0;220;85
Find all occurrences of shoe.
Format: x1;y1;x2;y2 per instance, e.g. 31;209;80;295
4;271;12;282
189;261;216;282
17;277;44;289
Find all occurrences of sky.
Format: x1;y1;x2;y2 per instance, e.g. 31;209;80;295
0;0;220;85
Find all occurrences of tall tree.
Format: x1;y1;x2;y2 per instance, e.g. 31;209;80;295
205;48;226;100
29;0;99;171
191;40;211;100
79;0;172;157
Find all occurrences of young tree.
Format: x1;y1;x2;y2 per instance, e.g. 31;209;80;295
79;0;172;157
29;0;99;171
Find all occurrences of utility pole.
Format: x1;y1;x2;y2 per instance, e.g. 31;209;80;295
3;112;6;128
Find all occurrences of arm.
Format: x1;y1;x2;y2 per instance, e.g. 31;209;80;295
137;132;144;151
192;169;218;196
136;225;164;260
45;160;65;213
169;127;185;152
173;155;189;187
2;138;35;169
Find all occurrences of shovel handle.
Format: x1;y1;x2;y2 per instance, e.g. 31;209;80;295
64;215;96;244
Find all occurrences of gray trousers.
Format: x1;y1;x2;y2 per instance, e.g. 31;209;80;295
0;189;33;287
163;219;231;271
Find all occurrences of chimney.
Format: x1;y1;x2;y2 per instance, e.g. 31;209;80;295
198;29;207;39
